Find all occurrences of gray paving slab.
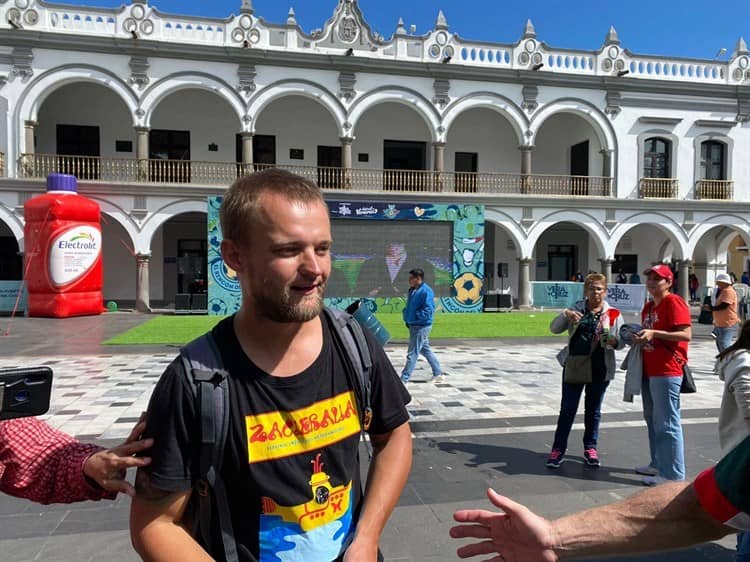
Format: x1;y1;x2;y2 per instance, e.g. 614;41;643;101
0;311;738;561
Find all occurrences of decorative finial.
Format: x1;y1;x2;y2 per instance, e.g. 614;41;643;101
604;26;620;46
735;36;749;56
435;10;448;31
240;0;254;15
287;7;296;25
395;17;407;35
522;19;536;39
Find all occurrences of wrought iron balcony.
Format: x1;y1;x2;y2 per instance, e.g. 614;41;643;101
17;154;613;197
695;179;733;200
639;178;679;199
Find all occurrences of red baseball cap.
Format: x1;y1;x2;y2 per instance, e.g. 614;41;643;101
643;264;674;282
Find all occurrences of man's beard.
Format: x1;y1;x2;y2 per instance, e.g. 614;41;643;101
255;281;326;323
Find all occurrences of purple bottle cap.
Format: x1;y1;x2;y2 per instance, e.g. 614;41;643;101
46;173;78;193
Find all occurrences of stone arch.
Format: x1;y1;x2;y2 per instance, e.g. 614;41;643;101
687;215;750;257
89;198;140;254
14;65;139;156
483;209;526;256
140;72;246;128
0;205;24;252
442;92;528;146
348;87;441;142
526;210;608;259
246;80;346;135
609;212;688;259
137;199;208;251
528;98;616;152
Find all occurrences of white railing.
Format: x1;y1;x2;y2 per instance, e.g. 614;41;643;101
639;178;679;199
17;154;617;197
695;179;734;200
627;56;726;83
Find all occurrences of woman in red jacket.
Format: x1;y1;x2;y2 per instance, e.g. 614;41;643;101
0;416;151;504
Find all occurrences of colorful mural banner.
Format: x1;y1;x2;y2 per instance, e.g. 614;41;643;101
530;282;647;312
207;198;485;316
0;281;26;312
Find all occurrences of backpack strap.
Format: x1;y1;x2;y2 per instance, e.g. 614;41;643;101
180;332;243;562
323;307;374;457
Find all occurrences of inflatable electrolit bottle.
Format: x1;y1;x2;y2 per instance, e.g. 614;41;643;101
24;173;104;317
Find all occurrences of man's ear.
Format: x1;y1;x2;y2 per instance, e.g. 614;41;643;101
221;238;243;273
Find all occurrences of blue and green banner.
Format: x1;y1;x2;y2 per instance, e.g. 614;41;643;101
207;198;484;315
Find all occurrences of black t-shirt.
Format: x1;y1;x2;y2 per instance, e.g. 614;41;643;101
143;314;411;562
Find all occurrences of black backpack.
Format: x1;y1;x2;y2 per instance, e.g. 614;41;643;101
178;307;374;562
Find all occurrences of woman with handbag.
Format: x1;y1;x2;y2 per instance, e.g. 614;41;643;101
714;318;750;562
547;273;624;469
631;264;691;486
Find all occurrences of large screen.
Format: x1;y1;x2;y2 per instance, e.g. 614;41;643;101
328;219;453;298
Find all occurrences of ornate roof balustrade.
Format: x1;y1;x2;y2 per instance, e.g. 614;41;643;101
17;153;614;197
1;1;747;87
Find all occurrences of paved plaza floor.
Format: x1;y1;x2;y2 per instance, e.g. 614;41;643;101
0;312;738;561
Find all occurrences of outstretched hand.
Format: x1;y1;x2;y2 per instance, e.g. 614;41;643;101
450;488;558;562
83;413;153;497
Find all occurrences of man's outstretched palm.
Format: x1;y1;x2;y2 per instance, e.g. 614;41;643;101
450;488;558;562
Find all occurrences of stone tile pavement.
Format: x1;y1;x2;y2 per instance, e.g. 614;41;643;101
0;313;736;561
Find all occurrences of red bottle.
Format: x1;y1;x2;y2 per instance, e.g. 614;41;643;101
24;173;104;317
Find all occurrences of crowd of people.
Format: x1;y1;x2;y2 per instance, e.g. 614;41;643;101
1;168;748;561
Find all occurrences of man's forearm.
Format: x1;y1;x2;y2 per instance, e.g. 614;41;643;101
132;521;212;562
355;422;413;546
550;482;732;559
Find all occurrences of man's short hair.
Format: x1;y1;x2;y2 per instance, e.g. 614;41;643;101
220;168;325;245
409;268;425;279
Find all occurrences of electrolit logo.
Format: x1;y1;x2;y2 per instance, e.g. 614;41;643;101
58;232;98;250
49;225;102;287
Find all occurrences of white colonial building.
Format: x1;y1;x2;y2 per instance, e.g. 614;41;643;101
0;0;748;310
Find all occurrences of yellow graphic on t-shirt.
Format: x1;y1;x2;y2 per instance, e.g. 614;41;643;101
261;453;353;532
245;390;361;464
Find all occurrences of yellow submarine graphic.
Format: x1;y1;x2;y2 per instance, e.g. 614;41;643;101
261;453;352;532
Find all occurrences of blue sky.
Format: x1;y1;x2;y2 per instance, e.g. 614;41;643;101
57;0;746;60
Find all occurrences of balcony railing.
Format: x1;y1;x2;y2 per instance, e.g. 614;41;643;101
17;154;614;197
695;179;733;200
639;178;679;199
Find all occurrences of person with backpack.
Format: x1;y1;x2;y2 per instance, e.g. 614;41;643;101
130;169;412;562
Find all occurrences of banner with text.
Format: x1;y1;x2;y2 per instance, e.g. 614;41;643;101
530;282;647;312
0;281;26;313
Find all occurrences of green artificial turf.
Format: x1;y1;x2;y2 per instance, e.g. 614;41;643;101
104;311;564;345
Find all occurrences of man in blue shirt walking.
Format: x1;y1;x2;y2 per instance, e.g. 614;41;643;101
400;268;447;384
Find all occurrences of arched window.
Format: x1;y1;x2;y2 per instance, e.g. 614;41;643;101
643;137;671;178
700;140;725;180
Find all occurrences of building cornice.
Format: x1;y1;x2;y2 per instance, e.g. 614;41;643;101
1;29;748;104
2;178;749;213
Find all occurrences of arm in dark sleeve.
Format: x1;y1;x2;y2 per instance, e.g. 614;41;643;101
140;357;198;492
711;302;731;311
0;417;111;504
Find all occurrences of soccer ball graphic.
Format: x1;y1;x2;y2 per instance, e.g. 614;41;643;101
452;272;483;305
209;298;228;316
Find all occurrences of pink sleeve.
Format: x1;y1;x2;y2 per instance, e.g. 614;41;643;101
0;418;113;504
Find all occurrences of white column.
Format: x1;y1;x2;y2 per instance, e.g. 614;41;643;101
135;126;150;181
135;252;151;313
517;257;532;309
